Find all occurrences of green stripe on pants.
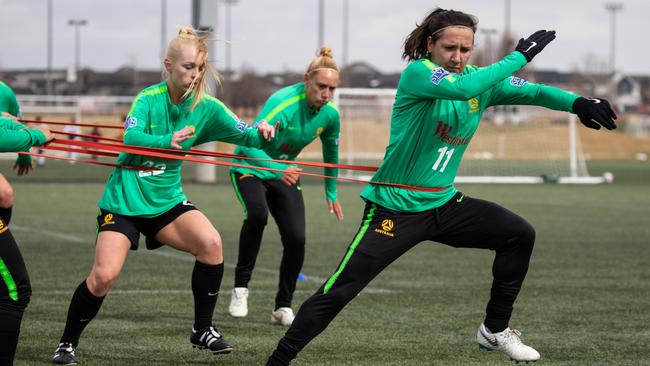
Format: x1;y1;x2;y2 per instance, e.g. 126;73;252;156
230;173;249;220
323;203;376;294
0;257;18;301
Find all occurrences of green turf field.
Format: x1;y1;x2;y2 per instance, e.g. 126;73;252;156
4;160;650;365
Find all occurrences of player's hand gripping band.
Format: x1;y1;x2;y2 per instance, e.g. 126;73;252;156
515;30;556;62
572;97;618;130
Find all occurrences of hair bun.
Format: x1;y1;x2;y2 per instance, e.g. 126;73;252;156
178;26;197;39
318;47;334;58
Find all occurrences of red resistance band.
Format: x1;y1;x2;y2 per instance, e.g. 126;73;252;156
43;138;449;193
50;129;379;173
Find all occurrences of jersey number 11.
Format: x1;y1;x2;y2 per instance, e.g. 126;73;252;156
432;146;454;173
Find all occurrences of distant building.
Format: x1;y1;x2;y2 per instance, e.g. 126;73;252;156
2;64;649;120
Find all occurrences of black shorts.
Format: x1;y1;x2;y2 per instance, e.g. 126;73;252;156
96;200;198;250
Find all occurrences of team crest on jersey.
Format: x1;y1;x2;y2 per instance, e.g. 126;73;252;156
468;98;480;113
124;116;137;130
0;218;7;234
510;77;527;87
430;67;451;85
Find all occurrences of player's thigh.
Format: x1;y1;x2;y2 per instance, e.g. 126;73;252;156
232;173;269;218
266;180;305;235
0;174;13;208
89;231;131;282
155;210;221;254
432;194;533;250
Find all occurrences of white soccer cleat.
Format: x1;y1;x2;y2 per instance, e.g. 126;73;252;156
228;287;249;318
271;307;295;326
477;323;540;363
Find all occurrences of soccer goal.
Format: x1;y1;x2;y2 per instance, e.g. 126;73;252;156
304;87;607;184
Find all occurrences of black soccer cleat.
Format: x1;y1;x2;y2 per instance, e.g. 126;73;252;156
190;326;233;355
52;342;78;365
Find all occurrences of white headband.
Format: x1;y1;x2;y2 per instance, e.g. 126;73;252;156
431;25;475;38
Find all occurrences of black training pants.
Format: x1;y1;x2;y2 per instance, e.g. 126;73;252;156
268;192;535;364
231;173;306;309
0;219;31;366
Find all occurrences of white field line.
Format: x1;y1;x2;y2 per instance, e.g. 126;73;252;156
12;225;395;295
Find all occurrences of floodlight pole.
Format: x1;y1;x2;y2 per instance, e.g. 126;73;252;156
224;0;239;73
68;19;87;93
318;0;324;48
46;0;53;95
161;0;167;65
605;3;623;74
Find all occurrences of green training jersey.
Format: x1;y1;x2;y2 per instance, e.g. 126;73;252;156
99;82;271;217
230;82;340;201
0;81;21;118
0;82;32;167
361;51;579;212
0;117;47;152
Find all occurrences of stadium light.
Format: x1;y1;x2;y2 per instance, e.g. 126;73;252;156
68;19;87;93
605;3;623;74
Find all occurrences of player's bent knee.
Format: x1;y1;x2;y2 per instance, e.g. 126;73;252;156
517;221;536;247
88;269;120;295
196;235;223;257
285;233;306;248
246;204;269;226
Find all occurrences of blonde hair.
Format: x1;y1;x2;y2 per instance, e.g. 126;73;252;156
306;47;339;76
164;26;221;110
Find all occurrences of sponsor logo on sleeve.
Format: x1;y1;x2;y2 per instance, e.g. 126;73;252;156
234;117;248;132
430;68;451;85
124;116;137;130
510;77;527;87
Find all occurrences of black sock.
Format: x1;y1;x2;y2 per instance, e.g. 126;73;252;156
192;261;223;330
60;280;105;346
0;309;22;366
483;319;507;334
0;206;12;225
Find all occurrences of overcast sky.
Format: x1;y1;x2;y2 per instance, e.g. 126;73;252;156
1;0;648;76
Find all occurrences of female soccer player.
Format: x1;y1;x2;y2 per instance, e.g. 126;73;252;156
266;8;616;365
0;80;54;366
51;26;276;365
228;47;342;326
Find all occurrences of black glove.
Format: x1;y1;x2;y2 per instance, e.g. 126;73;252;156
515;30;556;62
572;97;618;130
